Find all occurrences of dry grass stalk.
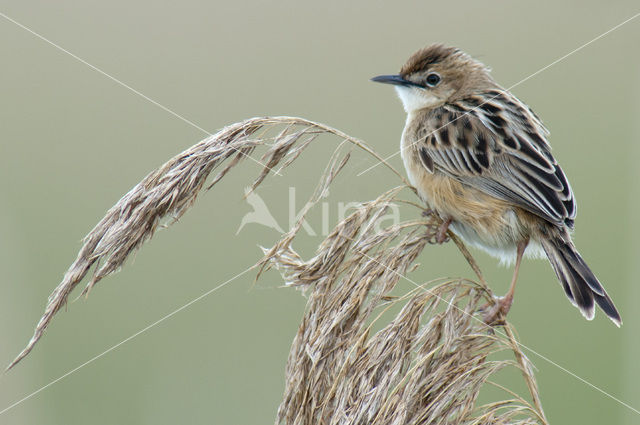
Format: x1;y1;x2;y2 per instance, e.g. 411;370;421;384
10;116;547;424
262;187;546;425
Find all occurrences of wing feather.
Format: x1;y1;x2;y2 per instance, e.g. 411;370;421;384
416;90;576;227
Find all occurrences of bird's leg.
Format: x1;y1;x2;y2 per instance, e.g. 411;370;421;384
504;239;528;309
436;217;452;244
483;239;528;325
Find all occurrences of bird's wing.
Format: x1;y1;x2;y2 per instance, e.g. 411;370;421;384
415;90;576;227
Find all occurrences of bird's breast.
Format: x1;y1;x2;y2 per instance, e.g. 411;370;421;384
401;124;539;263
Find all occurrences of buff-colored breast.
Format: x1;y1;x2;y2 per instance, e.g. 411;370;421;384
400;123;544;264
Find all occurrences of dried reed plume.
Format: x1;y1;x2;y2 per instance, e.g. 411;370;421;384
10;117;548;424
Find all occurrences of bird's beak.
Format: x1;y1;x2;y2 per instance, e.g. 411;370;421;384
370;74;422;88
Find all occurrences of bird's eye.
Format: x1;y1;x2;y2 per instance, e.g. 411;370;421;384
425;73;441;87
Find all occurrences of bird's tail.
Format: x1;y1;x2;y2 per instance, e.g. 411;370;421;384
542;237;621;326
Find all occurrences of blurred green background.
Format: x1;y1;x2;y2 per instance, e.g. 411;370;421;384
1;1;639;424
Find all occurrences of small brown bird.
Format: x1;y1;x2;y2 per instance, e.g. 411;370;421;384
372;44;621;325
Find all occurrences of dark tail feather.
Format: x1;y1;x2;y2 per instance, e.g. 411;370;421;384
542;237;621;326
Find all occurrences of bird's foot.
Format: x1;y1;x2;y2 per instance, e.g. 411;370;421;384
435;217;452;244
481;294;514;326
424;213;452;244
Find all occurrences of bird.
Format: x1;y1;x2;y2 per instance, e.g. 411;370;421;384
236;187;284;235
371;44;621;326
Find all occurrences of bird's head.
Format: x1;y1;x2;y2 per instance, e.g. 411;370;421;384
372;44;494;113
